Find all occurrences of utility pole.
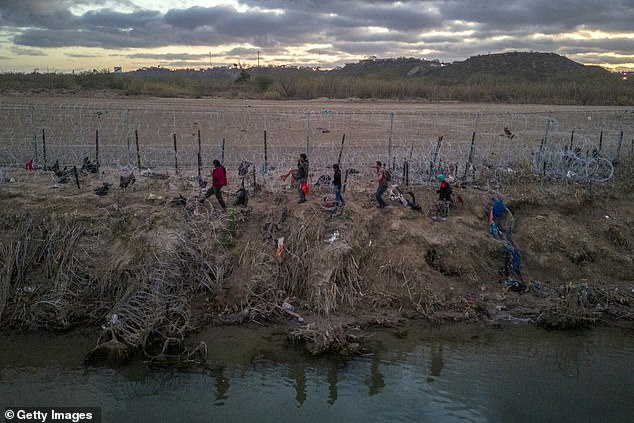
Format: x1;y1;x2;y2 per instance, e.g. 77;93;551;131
257;50;260;67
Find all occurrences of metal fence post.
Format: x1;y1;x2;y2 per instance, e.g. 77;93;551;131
388;112;394;165
42;128;47;170
29;105;37;162
125;107;131;166
264;130;268;174
173;133;178;173
135;130;141;169
198;128;202;178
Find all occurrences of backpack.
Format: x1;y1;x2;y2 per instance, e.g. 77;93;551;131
384;169;392;182
492;198;506;218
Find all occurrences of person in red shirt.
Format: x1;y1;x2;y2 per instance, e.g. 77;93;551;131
434;174;452;220
202;160;227;209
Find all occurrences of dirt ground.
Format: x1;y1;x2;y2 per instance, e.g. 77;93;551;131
1;163;632;327
1;96;633;359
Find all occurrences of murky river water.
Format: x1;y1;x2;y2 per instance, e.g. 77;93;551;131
1;323;633;422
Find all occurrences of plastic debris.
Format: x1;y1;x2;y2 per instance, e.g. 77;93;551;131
146;193;164;201
326;230;340;243
276;237;285;257
101;313;119;330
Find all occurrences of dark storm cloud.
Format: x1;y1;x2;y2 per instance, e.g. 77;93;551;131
164;5;234;29
13;28;171;49
438;0;634;33
0;0;78;29
1;0;633;67
10;47;47;56
65;53;100;58
559;38;634;56
575;54;634;65
79;9;163;28
223;47;261;56
126;52;210;60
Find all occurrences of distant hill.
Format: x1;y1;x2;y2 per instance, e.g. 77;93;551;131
329;52;615;83
1;51;630;104
118;51;616;85
425;52;613;83
331;57;445;78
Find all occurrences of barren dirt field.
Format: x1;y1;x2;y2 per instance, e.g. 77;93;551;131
1;96;633;362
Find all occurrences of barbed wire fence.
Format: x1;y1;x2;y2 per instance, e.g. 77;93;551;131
1;103;632;190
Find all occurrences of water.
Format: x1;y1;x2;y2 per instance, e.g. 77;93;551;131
1;323;633;423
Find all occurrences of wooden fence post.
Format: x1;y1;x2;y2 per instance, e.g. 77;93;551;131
337;134;346;166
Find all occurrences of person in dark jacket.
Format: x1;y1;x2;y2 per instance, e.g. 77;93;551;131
202;159;227;208
296;153;309;203
490;195;514;240
332;163;344;206
434;174;452;220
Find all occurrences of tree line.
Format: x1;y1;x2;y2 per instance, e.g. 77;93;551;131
1;67;632;105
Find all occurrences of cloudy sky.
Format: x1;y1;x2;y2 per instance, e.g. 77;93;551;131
1;0;633;73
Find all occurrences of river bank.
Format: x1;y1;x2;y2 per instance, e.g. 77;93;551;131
0;164;633;364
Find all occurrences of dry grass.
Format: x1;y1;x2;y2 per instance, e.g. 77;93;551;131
537;282;634;329
288;321;363;356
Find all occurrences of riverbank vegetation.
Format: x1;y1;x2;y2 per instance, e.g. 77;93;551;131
1;52;633;105
1;162;633;363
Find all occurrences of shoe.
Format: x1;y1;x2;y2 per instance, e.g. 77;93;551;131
298;199;306;203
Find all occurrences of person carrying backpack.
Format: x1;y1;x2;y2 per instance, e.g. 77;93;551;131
434;174;452;220
491;195;513;240
296;153;309;203
202;159;227;209
372;161;389;208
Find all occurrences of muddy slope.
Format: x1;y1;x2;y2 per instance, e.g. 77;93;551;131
0;167;633;360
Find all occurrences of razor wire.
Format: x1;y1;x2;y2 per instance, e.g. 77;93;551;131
1;103;632;186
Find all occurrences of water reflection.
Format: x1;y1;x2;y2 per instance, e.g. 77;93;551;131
288;361;306;405
1;324;633;423
366;354;385;396
327;362;338;405
208;366;230;405
427;342;444;383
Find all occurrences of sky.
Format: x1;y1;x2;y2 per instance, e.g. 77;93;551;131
1;0;633;73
